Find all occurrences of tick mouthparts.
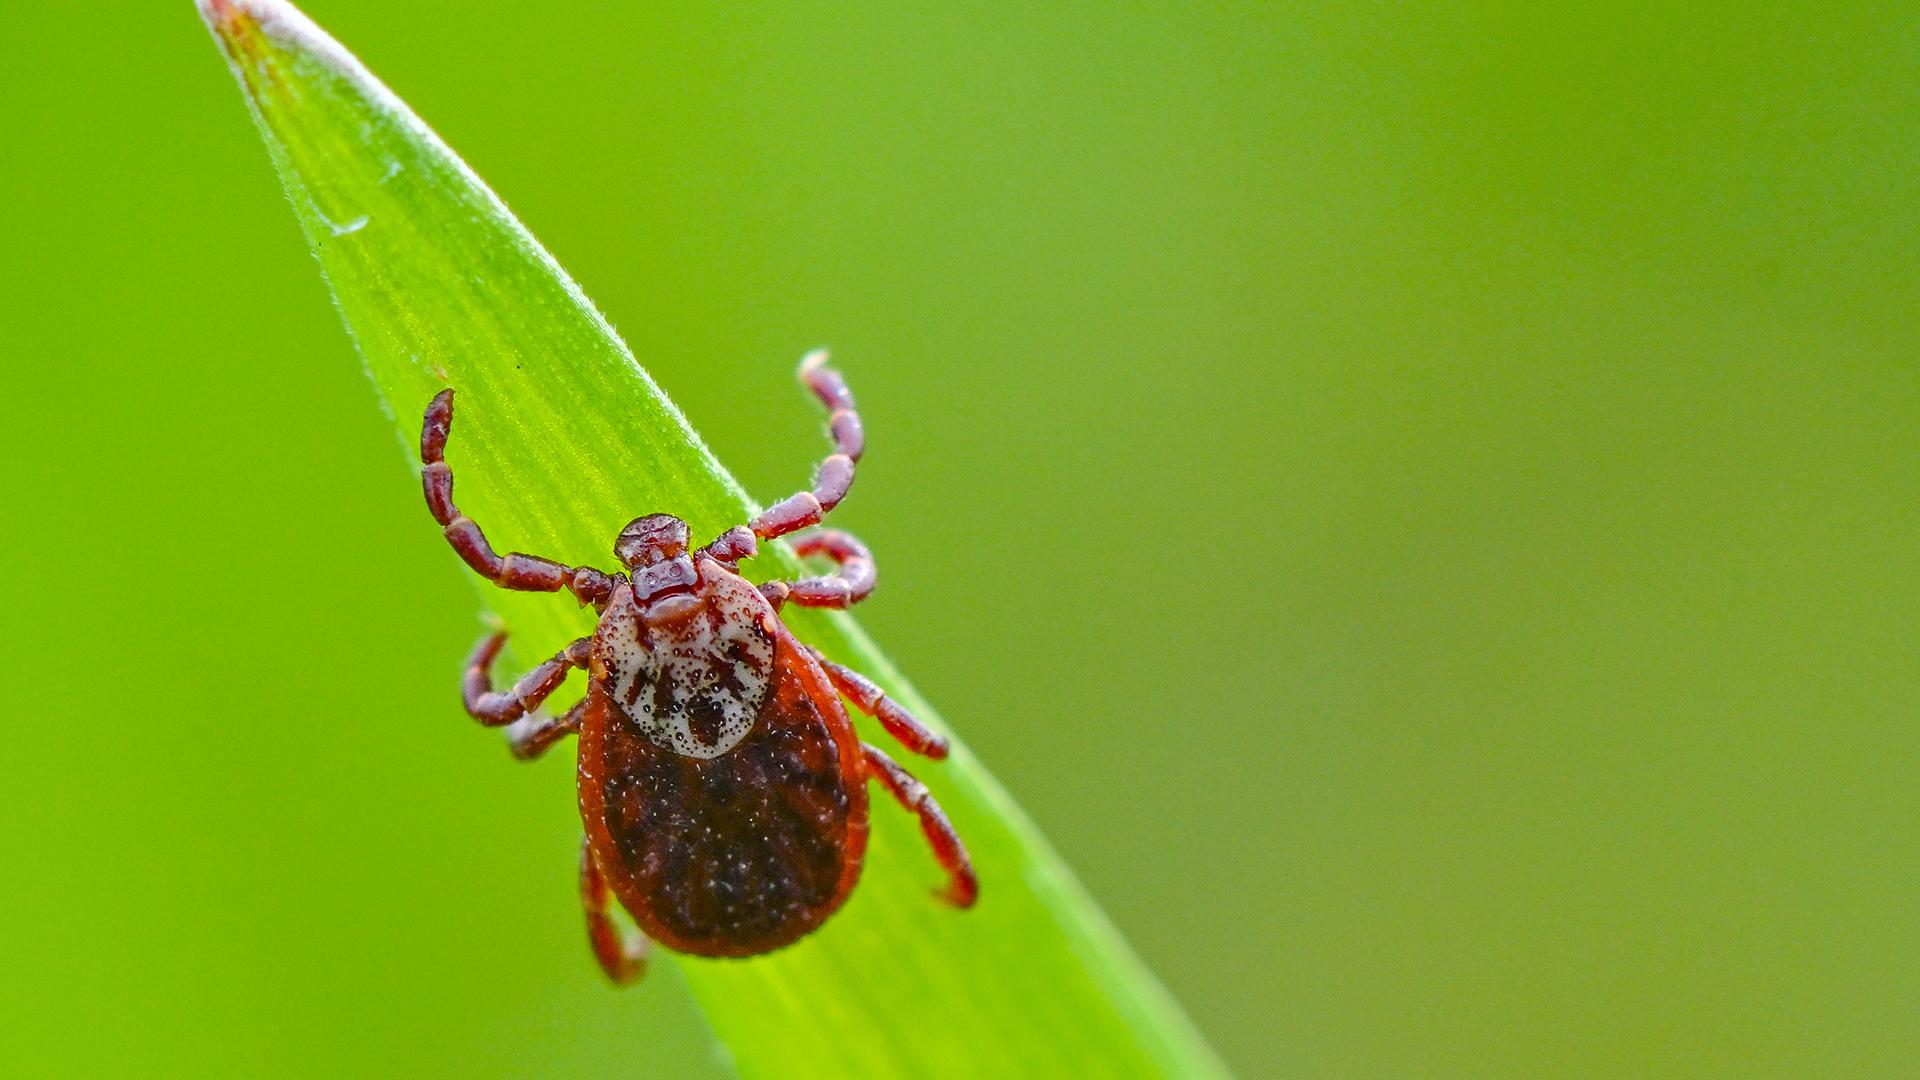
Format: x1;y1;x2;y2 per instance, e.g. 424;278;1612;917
633;555;698;600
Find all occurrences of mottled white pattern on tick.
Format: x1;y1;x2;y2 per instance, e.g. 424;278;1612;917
600;561;776;759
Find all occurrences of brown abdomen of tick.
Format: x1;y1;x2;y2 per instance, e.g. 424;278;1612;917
578;620;871;958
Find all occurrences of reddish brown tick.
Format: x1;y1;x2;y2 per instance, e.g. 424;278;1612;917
419;351;976;981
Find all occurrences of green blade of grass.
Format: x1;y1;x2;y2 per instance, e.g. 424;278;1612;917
198;2;1229;1076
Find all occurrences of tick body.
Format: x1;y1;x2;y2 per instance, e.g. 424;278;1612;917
419;351;975;980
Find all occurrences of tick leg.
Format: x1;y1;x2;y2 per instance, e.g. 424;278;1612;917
811;648;947;759
765;529;876;610
697;524;759;569
581;838;651;984
421;390;617;609
748;350;864;541
462;630;591;727
505;697;588;762
863;743;978;908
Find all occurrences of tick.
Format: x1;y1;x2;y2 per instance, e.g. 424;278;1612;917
418;351;977;982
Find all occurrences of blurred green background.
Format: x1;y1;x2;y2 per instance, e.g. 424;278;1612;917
2;2;1916;1076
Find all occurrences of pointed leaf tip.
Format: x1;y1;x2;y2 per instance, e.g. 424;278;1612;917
197;0;338;63
197;0;265;36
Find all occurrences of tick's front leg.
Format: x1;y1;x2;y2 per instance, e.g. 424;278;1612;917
421;390;616;609
748;351;864;541
462;630;591;727
812;648;947;759
863;743;977;908
580;838;651;984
